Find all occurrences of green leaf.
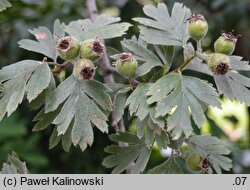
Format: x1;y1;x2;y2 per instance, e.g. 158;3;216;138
136;116;167;148
230;56;250;71
49;123;73;152
29;74;55;110
126;83;152;121
183;44;250;106
102;132;152;174
18;20;63;61
65;15;131;41
0;152;29;174
0;0;11;12
0;60;51;121
26;64;51;102
121;39;163;76
147;73;221;138
186;135;232;173
133;3;191;46
155;131;170;150
184;45;250;75
53;19;65;39
61;123;73;152
154;45;174;68
113;87;130;122
45;75;112;151
148;154;183;174
214;71;250;106
183;43;212;75
49;127;61;149
126;83;165;146
32;107;60;132
126;83;164;126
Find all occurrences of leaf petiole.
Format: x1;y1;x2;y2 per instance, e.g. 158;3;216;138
171;55;194;73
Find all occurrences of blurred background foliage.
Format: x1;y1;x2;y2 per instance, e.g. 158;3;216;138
0;0;249;173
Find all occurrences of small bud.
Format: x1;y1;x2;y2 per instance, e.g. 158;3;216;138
116;53;138;78
56;36;80;60
73;59;96;80
80;39;104;61
208;53;231;75
214;32;239;55
187;14;208;41
187;153;202;171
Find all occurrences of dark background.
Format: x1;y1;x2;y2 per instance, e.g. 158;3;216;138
0;0;249;173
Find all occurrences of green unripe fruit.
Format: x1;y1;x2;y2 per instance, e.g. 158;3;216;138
73;59;96;80
56;36;80;60
214;32;238;55
187;14;208;41
187;153;202;171
116;53;138;78
80;39;104;61
208;53;231;75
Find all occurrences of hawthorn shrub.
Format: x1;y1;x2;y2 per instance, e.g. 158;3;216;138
0;1;249;174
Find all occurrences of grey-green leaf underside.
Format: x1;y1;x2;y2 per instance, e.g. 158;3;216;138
148;154;183;174
184;45;250;106
102;132;152;174
0;0;11;12
65;15;131;41
44;75;112;151
186;135;232;173
121;38;163;76
147;73;221;138
0;152;29;174
0;60;51;121
18;20;65;61
214;71;250;106
133;3;191;46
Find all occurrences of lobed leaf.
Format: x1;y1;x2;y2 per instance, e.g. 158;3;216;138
65;15;131;41
184;44;250;106
186;135;232;173
126;83;166;147
121;39;164;76
126;83;152;121
133;3;191;46
102;132;152;174
18;20;64;61
147;73;221;138
0;0;11;12
113;87;130;122
44;75;112;151
214;71;250;106
29;74;56;110
0;152;29;174
148;154;183;174
0;60;51;121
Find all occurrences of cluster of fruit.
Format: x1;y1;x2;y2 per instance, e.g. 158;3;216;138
55;14;238;81
187;14;239;75
56;37;103;80
56;36;138;80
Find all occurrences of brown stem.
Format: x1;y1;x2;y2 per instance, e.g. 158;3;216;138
85;0;125;132
171;55;194;73
51;60;72;75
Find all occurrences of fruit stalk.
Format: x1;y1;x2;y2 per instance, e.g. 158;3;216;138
171;55;194;73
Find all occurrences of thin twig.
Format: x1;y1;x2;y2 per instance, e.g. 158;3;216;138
171;55;194;73
85;0;125;132
51;60;72;75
